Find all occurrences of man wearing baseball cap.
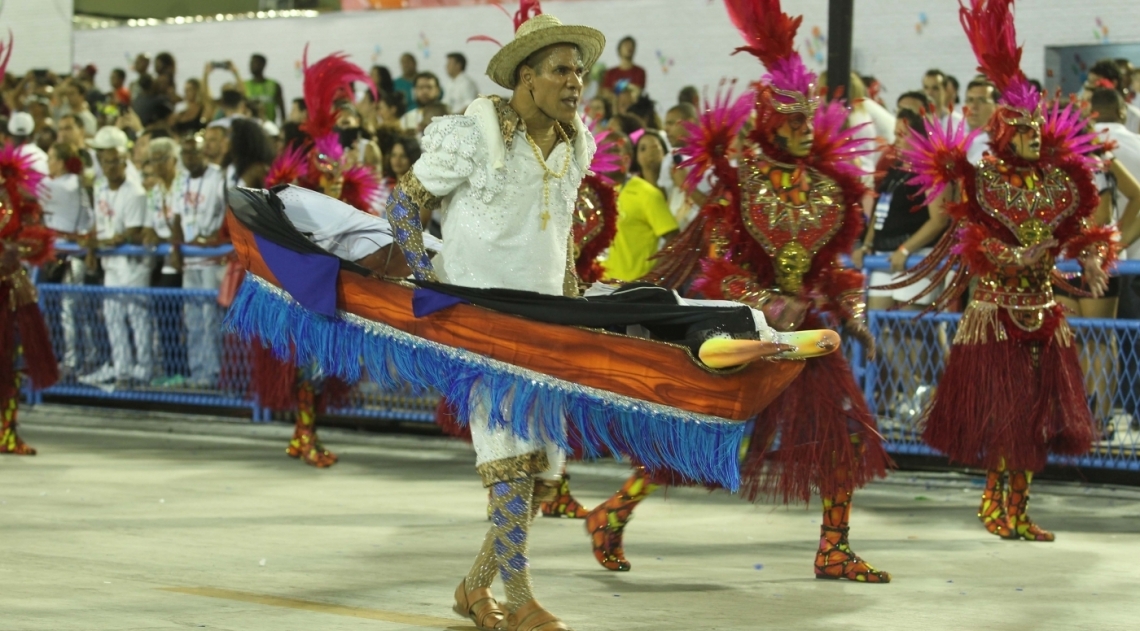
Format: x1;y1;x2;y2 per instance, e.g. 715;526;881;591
384;3;603;629
79;126;152;389
8;112;48;175
88;125;142;184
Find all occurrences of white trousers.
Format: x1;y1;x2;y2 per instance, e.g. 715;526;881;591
468;384;565;482
60;258;98;369
102;257;153;381
182;264;225;385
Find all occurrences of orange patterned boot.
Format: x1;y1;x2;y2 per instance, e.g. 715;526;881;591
285;381;337;468
540;473;589;519
0;376;34;455
814;486;890;583
585;466;658;571
978;468;1012;537
1004;471;1054;541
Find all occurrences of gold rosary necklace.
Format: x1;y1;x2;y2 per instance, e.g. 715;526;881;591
524;123;572;231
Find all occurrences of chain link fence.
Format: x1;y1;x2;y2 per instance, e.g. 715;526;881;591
28;249;1140;471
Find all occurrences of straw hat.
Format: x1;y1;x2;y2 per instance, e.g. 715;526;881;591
486;13;605;90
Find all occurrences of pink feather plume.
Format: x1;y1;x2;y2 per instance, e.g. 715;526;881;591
900;115;979;204
677;81;754;191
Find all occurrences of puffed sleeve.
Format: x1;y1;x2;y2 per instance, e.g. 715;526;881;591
414;114;489;199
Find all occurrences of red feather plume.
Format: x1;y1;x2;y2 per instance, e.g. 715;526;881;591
300;45;375;142
958;0;1025;92
509;0;543;32
265;142;310;188
340;164;381;213
0;31;13;79
723;0;802;67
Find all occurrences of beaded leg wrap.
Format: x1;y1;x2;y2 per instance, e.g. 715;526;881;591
1005;471;1054;542
541;472;589;519
0;371;33;456
488;477;538;612
586;466;658;572
814;485;890;583
286;381;337;468
978;468;1012;538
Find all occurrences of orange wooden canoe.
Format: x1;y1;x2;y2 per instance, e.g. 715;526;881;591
227;212;803;421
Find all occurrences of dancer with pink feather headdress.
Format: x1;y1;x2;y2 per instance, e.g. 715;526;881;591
881;0;1116;542
0;33;58;455
246;47;382;468
584;0;894;583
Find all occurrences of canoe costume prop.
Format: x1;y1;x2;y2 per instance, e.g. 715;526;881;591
579;0;894;583
247;47;381;468
881;0;1116;542
0;34;58;456
225;1;836;627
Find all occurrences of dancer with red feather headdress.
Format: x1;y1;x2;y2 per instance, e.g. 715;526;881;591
584;0;893;582
0;33;59;455
882;0;1115;542
249;47;381;468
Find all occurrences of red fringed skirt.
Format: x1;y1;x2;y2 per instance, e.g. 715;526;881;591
923;306;1094;473
0;279;59;396
250;344;351;413
739;313;891;504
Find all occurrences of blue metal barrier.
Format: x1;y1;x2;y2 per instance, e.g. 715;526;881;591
30;246;1140;471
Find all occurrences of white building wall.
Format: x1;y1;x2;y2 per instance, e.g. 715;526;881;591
72;0;1140;111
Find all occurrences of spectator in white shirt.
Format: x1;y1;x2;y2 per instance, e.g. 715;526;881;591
923;68;963;130
964;77;998;165
177;135;228;388
79;128;152;388
1087;59;1140;134
7;113;48;175
43;142;97;376
442;53;479;116
67;118;142;185
1090;89;1140;259
398;72;442;132
141;138;186;385
658;103;709;230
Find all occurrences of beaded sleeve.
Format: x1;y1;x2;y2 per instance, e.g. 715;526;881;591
385;172;439;282
563;230;580;297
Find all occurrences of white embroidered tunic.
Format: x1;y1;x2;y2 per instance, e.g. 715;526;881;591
413;97;595;296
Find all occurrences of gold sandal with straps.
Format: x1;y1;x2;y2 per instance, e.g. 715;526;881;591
503;600;572;631
452;579;506;631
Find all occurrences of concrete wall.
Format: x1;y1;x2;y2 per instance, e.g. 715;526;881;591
2;0;73;74
72;0;1140;109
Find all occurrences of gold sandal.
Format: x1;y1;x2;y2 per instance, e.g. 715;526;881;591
503;600;572;631
452;579;505;631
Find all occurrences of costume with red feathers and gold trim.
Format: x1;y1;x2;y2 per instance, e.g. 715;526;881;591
882;0;1113;542
571;127;622;284
249;47;380;468
0;138;60;455
0;34;58;456
585;0;893;583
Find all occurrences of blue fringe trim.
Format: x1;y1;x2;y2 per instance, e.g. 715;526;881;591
225;274;745;490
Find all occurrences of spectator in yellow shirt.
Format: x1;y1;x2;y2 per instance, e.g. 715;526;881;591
602;130;679;281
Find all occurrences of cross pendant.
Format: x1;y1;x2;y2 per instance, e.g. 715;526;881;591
540;209;551;231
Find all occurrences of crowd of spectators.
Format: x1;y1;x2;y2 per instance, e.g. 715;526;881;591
12;39;1140;413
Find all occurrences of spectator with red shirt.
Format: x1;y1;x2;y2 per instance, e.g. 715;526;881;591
601;36;646;94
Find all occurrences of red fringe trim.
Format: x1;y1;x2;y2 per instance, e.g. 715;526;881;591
575;175;617;282
1062;224;1120;268
250;345;298;411
740;312;891;504
16;301;57;390
435;398;472;441
924;335;1095;472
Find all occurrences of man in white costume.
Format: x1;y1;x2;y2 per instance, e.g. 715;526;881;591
385;8;602;631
